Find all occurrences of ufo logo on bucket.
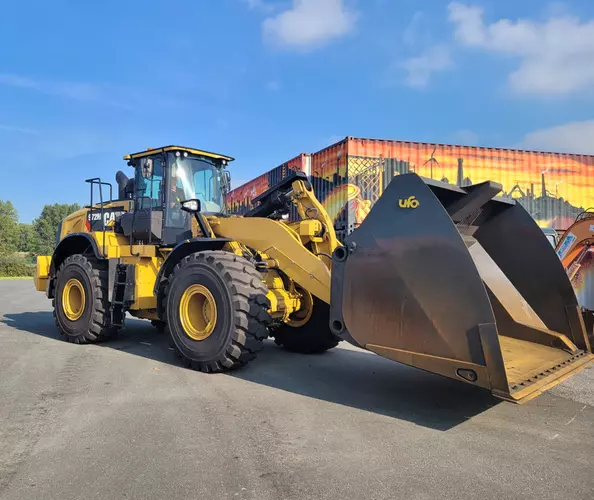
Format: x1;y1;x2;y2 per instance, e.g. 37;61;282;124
398;196;420;209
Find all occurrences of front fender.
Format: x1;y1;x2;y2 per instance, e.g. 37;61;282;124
153;238;231;313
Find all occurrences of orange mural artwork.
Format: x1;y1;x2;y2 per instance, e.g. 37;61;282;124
228;137;594;233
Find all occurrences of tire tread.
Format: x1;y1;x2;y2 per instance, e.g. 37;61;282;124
165;251;271;372
54;254;117;344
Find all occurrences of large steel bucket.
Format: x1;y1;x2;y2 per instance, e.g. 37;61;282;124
329;173;593;403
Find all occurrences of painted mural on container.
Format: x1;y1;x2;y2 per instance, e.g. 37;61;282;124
311;140;594;232
227;138;594;237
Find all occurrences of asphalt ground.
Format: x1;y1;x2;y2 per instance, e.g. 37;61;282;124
1;280;593;500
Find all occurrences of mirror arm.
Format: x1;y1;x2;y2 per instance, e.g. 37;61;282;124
195;213;213;238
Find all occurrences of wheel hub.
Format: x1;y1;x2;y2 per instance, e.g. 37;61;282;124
179;284;217;341
286;286;313;328
62;278;86;321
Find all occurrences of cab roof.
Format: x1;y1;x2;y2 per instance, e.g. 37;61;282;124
124;146;234;162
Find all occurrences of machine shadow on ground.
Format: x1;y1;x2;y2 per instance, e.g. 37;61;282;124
2;311;499;431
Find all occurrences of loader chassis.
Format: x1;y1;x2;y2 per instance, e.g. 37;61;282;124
35;145;594;403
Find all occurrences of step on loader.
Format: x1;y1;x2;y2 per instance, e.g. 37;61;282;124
34;145;593;403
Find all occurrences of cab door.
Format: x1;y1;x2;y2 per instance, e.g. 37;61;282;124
121;156;165;244
162;157;192;246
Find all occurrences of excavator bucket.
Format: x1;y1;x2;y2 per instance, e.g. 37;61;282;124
329;173;594;403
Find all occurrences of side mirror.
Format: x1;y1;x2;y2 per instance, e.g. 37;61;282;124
180;199;201;213
222;170;231;192
142;158;154;179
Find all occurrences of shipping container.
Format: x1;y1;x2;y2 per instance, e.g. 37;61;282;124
228;137;594;239
227;153;309;215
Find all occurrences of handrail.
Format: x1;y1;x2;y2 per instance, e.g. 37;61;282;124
85;178;114;257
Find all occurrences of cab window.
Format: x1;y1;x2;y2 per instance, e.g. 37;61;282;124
135;158;163;209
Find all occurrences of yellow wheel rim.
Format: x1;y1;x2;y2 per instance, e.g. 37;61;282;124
287;287;314;328
62;278;86;321
179;284;217;341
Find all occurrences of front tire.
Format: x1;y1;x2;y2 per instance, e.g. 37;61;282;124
273;296;340;354
54;254;116;344
164;251;271;373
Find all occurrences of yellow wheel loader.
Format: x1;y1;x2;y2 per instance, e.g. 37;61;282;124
34;145;593;402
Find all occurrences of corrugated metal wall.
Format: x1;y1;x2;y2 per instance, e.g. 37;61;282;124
228;137;594;237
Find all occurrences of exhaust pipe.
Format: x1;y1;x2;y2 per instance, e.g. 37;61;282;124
116;171;135;201
116;171;129;201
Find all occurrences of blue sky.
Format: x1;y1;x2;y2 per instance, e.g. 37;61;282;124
1;0;593;222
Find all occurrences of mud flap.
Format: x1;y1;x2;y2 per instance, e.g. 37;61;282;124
329;173;594;403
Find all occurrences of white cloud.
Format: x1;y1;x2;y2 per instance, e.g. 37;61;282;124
242;0;275;14
262;0;357;50
401;45;453;88
0;74;38;89
266;80;281;91
521;121;594;154
0;73;122;106
0;124;39;134
402;11;425;46
448;2;594;95
0;73;105;102
0;73;188;110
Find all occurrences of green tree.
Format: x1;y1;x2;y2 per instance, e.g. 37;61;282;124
17;223;36;253
0;200;19;257
33;203;81;255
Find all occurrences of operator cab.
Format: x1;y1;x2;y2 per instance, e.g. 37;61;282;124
118;146;233;246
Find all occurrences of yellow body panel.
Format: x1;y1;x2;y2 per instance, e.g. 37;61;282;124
34;256;52;292
121;256;162;310
212;216;332;304
59;209;88;238
59;200;133;241
298;220;323;243
55;203;161;311
91;232;157;259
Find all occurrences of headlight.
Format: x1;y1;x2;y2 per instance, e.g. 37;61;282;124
181;199;200;213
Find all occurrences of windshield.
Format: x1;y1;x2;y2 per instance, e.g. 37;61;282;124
168;153;224;213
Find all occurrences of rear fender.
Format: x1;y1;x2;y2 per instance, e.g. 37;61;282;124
47;233;104;298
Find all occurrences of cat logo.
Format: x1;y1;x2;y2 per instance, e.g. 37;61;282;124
398;196;420;209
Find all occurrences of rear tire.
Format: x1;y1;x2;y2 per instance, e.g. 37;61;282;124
164;251;271;373
273;297;340;354
53;254;117;344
